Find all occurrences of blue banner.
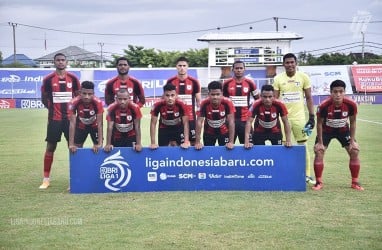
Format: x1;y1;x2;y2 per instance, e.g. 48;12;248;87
70;146;306;193
0;69;81;98
93;69;198;98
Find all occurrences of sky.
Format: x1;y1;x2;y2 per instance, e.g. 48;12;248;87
0;0;381;60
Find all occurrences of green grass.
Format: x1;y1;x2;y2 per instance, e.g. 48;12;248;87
0;106;381;249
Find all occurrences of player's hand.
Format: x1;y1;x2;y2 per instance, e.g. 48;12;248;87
69;145;77;154
92;144;102;154
304;114;315;130
149;143;159;150
225;142;234;150
103;144;113;153
244;142;253;149
180;141;190;149
284;140;292;148
194;142;204;150
314;143;325;153
133;143;142;152
303;127;313;136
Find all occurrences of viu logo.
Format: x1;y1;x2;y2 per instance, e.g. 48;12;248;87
99;150;131;191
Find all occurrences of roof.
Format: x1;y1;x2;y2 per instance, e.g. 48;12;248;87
2;54;38;67
198;32;303;42
35;46;102;61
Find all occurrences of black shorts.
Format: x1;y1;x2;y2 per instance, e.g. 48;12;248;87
112;135;136;147
74;126;99;145
315;131;352;148
235;120;247;144
203;133;229;146
45;120;70;143
158;126;184;146
252;133;282;145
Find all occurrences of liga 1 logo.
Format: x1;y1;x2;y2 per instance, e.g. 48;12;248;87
99;150;131;191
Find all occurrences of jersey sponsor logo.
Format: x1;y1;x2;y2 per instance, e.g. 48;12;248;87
99;150;131;191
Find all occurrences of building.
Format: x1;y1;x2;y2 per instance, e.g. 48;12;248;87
2;54;38;67
35;46;106;68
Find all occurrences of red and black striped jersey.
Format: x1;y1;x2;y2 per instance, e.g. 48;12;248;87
69;96;104;129
223;77;258;122
248;99;288;133
199;97;235;135
105;76;145;107
317;97;357;134
150;99;189;128
166;75;201;121
106;102;142;139
41;71;80;121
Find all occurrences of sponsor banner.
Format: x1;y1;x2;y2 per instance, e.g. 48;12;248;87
70;145;306;193
16;99;45;109
314;94;382;105
93;69;198;98
351;65;382;93
299;66;352;96
0;69;81;98
0;99;16;108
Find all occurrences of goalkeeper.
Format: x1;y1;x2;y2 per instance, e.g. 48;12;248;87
273;53;315;184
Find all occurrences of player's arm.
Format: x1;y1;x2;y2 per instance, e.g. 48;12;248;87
244;117;254;149
68;112;77;153
41;81;49;108
348;114;359;152
194;116;204;150
104;120;114;152
94;113;103;153
181;114;190;149
314;115;325;153
195;92;201;109
136;83;146;107
133;118;142;152
149;115;159;149
281;115;292;147
304;87;315;129
104;83;114;106
226;113;235;149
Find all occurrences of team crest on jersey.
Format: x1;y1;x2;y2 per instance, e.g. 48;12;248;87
175;112;179;117
67;82;72;88
127;115;132;121
295;81;301;87
187;85;192;90
90;110;95;116
271;113;277;118
243;87;249;93
128;88;133;94
342;111;348;116
220;111;225;116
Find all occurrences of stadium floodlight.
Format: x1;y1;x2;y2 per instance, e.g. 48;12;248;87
350;10;372;39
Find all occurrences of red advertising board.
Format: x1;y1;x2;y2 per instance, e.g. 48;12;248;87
351;65;382;93
0;99;16;109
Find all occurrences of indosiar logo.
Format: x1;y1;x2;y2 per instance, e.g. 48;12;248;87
99;150;131;191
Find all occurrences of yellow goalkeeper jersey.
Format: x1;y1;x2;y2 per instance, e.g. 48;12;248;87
273;71;311;120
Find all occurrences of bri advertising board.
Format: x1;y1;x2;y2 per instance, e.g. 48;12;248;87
70;145;306;193
93;69;198;98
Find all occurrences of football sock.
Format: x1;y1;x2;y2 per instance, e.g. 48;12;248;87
314;159;324;183
349;158;360;182
43;151;54;178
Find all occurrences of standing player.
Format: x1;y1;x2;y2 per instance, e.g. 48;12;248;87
195;81;235;150
244;84;292;148
104;57;145;107
166;56;201;145
39;53;81;189
223;60;259;144
273;53;315;184
149;83;190;149
68;81;104;154
312;80;364;191
104;89;142;153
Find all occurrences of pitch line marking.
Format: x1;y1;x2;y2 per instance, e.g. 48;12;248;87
358;119;382;125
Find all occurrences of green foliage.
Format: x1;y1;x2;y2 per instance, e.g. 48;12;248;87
298;51;382;65
0;106;381;249
110;45;208;67
0;62;31;68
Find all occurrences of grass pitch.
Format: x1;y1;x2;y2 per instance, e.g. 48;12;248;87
0;105;381;249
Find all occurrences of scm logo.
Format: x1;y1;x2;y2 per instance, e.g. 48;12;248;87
179;173;194;179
